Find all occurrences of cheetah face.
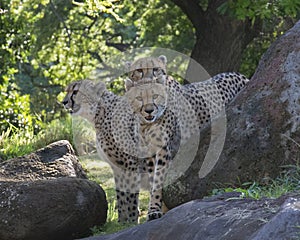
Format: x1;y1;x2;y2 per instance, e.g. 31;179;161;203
62;80;106;121
125;83;167;123
62;81;83;115
124;55;167;89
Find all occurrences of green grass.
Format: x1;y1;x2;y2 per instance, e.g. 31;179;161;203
212;164;300;199
0;117;73;161
0;126;34;160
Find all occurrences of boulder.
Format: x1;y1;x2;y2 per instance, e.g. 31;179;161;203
0;178;107;240
80;192;300;240
0;140;87;181
0;140;108;240
163;20;300;208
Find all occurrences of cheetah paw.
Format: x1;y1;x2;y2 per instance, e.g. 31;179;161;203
147;211;163;221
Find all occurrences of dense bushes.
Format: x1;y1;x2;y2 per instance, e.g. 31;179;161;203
0;81;33;133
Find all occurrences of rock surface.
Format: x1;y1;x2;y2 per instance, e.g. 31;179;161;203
80;192;300;240
163;20;300;208
0;140;108;240
0;178;107;240
0;140;87;181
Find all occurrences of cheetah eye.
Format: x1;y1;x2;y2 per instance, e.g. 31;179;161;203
152;94;159;99
136;96;143;101
133;69;143;76
73;90;79;95
131;69;144;80
153;68;159;76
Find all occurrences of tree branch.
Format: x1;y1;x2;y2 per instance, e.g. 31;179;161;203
105;41;130;52
87;50;115;72
171;0;204;33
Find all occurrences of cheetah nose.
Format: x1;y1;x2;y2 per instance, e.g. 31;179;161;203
144;105;154;114
145;108;154;114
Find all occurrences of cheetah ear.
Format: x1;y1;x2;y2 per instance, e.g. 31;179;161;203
94;81;106;98
80;80;95;95
124;61;132;73
125;78;134;91
158;55;167;65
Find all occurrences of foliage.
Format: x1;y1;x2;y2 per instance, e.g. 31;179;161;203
136;0;195;53
1;0;299;133
0;0;193;133
0;80;34;132
0;0;121;132
215;0;300;77
218;0;300;23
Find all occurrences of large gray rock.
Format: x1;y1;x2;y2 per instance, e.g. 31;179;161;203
163;20;300;208
0;140;87;181
0;140;108;240
0;178;107;240
80;192;300;240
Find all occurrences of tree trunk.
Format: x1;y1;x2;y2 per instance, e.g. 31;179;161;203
172;0;261;80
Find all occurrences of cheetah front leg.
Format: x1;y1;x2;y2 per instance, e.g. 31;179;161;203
112;166;141;223
147;148;170;221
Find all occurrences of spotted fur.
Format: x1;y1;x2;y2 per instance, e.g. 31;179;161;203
62;80;180;222
125;56;250;129
123;56;250;220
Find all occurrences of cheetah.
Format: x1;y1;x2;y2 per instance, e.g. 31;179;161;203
61;56;250;222
62;80;142;222
62;80;182;222
125;55;250;129
125;81;198;220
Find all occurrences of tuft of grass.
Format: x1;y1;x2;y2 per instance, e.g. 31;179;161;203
212;164;300;199
34;117;73;149
0;125;35;160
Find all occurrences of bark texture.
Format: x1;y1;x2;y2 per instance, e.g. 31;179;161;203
172;0;261;78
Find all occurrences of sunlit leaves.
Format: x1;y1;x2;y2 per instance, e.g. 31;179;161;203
72;0;123;21
135;0;195;53
0;80;33;132
216;0;299;77
0;0;122;132
218;0;300;22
